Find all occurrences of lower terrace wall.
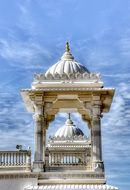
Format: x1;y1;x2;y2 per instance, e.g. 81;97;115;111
0;177;37;190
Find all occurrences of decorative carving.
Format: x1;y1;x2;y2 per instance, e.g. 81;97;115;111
54;73;61;79
32;102;43;114
33;113;44;122
92;161;104;172
34;73;46;82
48;135;88;141
83;72;90;78
46;73;54;80
61;73;68;80
68;73;76;79
33;72;102;82
75;72;83;79
44;102;53;113
92;103;101;119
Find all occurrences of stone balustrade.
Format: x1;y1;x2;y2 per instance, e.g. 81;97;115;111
45;151;91;171
49;152;86;166
0;150;31;171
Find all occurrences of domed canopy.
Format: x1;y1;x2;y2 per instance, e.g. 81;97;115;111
54;114;84;138
32;42;103;89
45;42;89;77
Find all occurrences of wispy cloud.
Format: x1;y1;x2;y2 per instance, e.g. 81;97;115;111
119;29;130;58
103;73;130;79
0;38;52;69
101;81;130;188
0;91;34;150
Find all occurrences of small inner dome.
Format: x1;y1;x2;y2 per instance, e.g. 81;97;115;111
54;113;84;138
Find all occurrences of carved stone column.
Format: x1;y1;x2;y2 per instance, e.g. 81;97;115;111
43;127;46;163
33;104;46;172
91;100;104;172
45;147;49;171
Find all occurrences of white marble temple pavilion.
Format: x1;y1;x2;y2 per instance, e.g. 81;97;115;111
0;42;118;190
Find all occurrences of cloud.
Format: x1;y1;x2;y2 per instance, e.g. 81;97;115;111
101;81;130;189
0;91;34;150
0;38;52;69
17;1;37;36
103;82;130;129
119;29;130;58
103;73;130;79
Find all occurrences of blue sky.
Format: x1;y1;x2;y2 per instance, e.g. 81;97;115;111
0;0;130;190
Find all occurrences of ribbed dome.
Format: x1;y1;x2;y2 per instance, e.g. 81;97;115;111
55;114;84;138
45;42;89;77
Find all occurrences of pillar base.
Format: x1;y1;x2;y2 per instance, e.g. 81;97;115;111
92;161;104;172
33;161;44;172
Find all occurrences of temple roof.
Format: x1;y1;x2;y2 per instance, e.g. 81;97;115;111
54;114;84;139
32;42;104;89
45;42;89;77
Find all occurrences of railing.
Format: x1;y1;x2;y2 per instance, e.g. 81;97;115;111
0;150;31;171
49;153;86;166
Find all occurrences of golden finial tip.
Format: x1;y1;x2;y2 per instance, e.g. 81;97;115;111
66;41;70;52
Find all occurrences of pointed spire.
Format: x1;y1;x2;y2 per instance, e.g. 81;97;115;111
66;113;73;125
65;41;70;52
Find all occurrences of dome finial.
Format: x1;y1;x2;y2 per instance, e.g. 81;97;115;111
68;113;71;119
66;41;70;52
